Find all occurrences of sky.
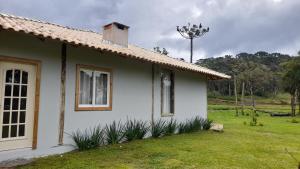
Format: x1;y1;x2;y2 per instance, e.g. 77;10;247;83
0;0;300;61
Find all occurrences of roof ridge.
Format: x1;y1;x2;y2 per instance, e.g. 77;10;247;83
130;44;222;73
130;44;191;63
0;13;206;69
0;12;100;35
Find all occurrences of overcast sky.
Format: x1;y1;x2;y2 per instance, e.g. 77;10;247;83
0;0;299;61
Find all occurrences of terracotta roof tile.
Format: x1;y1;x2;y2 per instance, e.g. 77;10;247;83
0;13;230;80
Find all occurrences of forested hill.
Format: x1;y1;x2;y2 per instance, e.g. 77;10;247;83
196;51;293;97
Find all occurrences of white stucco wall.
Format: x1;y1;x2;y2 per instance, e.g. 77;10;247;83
0;31;207;162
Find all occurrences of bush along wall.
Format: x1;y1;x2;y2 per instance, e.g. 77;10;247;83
71;116;213;151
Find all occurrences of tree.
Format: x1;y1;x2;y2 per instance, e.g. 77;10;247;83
196;52;292;97
177;23;209;63
282;56;300;116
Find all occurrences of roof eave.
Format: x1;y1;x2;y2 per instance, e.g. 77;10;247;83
0;25;230;80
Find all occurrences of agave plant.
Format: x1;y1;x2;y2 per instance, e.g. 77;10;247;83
164;119;177;135
190;116;202;131
184;119;195;133
71;125;104;151
105;121;124;144
151;119;166;138
72;130;91;151
124;119;149;141
177;122;187;134
135;121;149;139
177;116;204;134
202;119;213;130
89;125;105;146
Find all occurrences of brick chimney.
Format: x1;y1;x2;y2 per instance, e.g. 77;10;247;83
103;22;129;47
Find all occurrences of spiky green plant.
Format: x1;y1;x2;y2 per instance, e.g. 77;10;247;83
151;119;166;138
71;125;104;151
135;121;149;139
164;119;177;135
177;122;187;134
190;116;202;131
90;126;105;146
177;116;206;134
105;121;124;144
184;119;195;133
72;130;91;151
202;119;213;130
124;119;149;141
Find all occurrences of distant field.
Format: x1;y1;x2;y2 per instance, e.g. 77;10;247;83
208;104;291;113
208;93;291;105
208;93;294;114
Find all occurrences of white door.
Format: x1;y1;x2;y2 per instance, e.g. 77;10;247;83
0;62;36;151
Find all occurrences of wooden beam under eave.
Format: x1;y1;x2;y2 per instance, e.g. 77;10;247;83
151;64;155;126
58;43;67;145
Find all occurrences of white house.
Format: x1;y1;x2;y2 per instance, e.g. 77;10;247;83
0;13;229;161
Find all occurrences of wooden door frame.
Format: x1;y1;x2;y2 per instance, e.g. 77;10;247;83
0;55;41;150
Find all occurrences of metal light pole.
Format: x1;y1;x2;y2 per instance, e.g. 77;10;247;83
177;23;209;63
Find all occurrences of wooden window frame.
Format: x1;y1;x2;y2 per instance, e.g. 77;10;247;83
75;64;113;111
0;55;41;150
161;70;175;117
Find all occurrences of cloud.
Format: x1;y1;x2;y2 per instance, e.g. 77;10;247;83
0;0;299;61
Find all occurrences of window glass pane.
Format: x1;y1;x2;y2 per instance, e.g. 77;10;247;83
3;112;10;124
5;70;13;83
20;98;26;110
79;70;93;105
21;86;27;97
14;70;21;84
22;71;28;84
19;111;26;123
2;126;9;138
5;85;12;97
4;98;11;110
10;125;17;137
11;111;18;124
95;73;108;105
19;125;25;137
162;71;172;114
12;98;19;110
13;85;20;97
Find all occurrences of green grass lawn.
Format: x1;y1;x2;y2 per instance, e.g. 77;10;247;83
20;108;300;169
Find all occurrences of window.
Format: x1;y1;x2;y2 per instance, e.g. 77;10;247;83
161;70;174;116
76;65;112;111
1;69;28;139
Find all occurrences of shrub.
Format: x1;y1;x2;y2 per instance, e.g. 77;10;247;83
258;123;264;126
177;117;212;134
191;117;202;131
151;119;166;138
124;119;149;141
202;119;213;130
177;117;202;134
164;119;177;135
71;125;104;151
105;121;124;144
177;122;187;134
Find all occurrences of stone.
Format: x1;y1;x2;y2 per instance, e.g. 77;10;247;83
210;123;224;132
